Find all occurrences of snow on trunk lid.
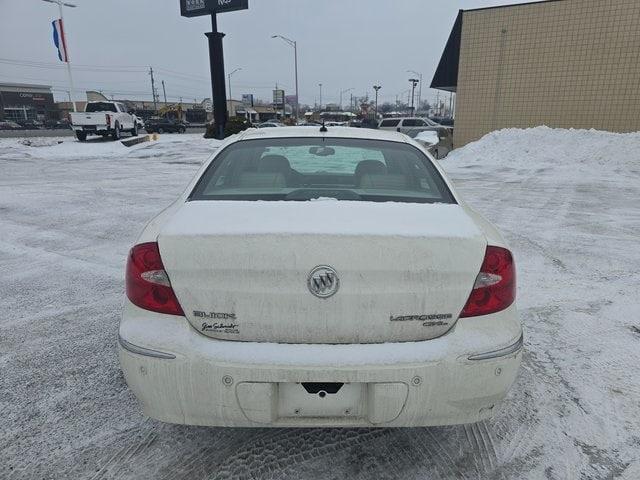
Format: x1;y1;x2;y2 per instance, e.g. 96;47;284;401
158;201;486;344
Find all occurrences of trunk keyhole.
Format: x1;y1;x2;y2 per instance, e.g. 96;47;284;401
318;391;327;398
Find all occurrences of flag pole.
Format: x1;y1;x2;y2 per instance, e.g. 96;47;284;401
57;1;77;112
45;0;78;112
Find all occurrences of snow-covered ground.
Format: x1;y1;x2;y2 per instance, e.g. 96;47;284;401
1;128;639;479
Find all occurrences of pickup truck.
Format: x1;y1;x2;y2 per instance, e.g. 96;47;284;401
70;101;138;141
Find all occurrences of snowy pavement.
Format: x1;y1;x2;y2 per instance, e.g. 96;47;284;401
1;129;639;479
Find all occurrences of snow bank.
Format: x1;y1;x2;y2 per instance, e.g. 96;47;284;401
414;130;439;145
443;126;640;175
0;133;221;161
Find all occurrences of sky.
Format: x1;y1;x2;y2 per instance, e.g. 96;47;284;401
0;0;518;107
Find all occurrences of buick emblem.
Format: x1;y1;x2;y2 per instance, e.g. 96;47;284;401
307;266;339;299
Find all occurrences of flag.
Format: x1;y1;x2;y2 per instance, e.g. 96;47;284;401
51;19;69;63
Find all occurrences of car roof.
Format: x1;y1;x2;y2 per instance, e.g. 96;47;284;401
238;126;410;143
381;117;427;121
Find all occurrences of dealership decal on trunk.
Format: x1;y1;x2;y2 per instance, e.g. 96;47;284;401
390;313;453;327
200;322;240;334
193;311;240;334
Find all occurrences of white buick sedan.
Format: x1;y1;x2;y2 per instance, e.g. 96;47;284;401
119;127;522;428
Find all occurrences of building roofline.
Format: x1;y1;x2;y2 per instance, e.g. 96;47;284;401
463;0;565;14
0;82;52;89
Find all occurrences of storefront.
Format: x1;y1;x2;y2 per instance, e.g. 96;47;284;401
0;83;57;122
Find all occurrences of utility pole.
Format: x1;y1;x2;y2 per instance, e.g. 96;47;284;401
43;0;78;112
409;78;419;116
373;85;381;118
161;80;167;104
149;67;158;112
319;83;323;110
340;88;353;111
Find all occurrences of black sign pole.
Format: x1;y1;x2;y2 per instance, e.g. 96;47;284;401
206;13;228;140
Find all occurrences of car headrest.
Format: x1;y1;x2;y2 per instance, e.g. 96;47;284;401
355;160;387;178
358;174;409;190
258;155;291;173
238;173;287;188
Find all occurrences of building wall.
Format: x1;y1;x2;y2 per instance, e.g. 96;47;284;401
454;0;640;147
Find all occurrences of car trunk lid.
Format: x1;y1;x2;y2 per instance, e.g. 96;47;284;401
157;201;486;344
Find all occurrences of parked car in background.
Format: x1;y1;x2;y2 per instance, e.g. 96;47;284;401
430;116;455;127
43;119;71;130
119;126;522;428
144;117;187;134
378;117;448;138
70;101;138;141
17;119;43;130
0;121;24;130
133;115;145;131
256;122;285;128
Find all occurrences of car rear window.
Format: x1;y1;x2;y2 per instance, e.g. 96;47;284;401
190;138;455;204
380;119;400;127
85;102;117;113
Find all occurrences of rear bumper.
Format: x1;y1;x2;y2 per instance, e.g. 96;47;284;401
71;125;109;133
119;301;522;427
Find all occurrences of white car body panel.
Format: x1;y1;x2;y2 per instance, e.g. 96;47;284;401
119;127;522;427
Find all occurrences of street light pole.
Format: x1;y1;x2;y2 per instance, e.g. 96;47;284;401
408;78;420;116
227;67;242;117
319;83;323;110
43;0;77;112
373;85;382;118
272;35;299;123
408;70;423;112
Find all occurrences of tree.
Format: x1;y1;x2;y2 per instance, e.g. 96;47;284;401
379;102;395;114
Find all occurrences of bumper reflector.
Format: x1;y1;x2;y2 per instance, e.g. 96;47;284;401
118;335;176;360
468;333;523;361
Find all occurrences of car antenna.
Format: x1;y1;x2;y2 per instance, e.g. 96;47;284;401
320;120;328;133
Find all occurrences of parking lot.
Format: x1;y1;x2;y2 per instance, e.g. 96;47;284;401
1;129;639;479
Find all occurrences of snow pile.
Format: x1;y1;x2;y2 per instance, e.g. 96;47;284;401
414;130;439;145
0;133;221;162
443;125;640;176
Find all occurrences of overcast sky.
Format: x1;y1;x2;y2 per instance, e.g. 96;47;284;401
1;0;517;106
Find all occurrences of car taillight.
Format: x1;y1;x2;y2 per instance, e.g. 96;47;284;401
460;246;515;318
126;242;184;316
106;114;111;127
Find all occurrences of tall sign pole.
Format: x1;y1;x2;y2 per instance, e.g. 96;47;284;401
180;0;249;139
207;13;227;139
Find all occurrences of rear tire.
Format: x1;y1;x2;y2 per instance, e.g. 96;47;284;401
158;127;164;134
75;131;87;142
111;123;121;141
